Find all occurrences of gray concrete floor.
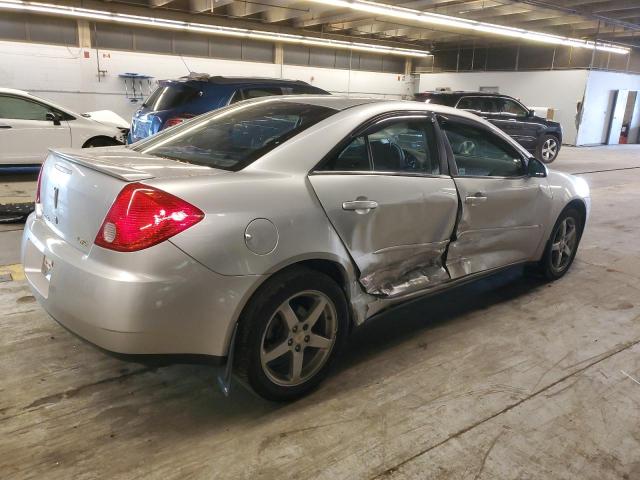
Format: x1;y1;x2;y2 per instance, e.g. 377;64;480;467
1;145;640;479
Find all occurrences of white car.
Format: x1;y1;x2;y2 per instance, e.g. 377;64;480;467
0;88;128;165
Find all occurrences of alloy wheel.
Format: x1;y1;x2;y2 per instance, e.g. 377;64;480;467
260;291;337;387
551;217;577;273
541;138;558;162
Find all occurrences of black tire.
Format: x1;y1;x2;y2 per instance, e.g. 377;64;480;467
83;137;120;148
536;134;560;164
234;267;348;401
538;207;583;280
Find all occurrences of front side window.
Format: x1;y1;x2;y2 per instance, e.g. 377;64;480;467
441;120;525;177
500;99;528;116
133;100;337;171
321;118;440;175
0;96;52;121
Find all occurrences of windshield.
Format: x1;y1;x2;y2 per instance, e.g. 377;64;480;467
143;84;198;111
132;100;338;171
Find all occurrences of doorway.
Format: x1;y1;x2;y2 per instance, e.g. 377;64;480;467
607;90;638;145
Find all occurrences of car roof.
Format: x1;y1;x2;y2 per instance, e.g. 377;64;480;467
419;91;512;98
162;75;318;87
0;87;30;96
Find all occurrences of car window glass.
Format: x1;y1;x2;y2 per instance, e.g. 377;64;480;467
458;97;498;113
143;85;198;111
328;136;370;171
368;120;440;174
441;120;525;177
501;99;528;116
0;96;52;121
133;101;337;171
242;87;283;99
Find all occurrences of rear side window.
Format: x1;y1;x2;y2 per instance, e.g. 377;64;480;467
321;117;440;175
440;120;525;177
241;87;283;100
133;100;337;171
0;96;52;121
144;85;198;111
284;85;328;95
457;97;499;113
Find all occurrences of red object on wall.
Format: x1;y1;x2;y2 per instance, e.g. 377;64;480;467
83;51;90;58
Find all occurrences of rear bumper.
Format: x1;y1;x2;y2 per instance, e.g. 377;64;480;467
22;213;262;357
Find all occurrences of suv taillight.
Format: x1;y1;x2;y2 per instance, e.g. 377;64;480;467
94;183;204;252
164;114;194;129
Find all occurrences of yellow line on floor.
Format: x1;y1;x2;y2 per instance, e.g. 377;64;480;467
0;263;25;281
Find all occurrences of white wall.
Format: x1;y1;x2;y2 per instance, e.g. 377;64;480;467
418;70;589;145
0;40;410;121
577;70;640;145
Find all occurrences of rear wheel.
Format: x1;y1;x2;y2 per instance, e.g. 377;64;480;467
235;267;348;401
536;134;560;164
538;208;582;280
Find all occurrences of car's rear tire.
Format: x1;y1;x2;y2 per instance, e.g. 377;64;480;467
536;134;560;164
234;267;348;401
537;208;583;280
83;136;121;148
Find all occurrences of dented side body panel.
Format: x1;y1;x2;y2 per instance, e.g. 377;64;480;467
308;174;458;297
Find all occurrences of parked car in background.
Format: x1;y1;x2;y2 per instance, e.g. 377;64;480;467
24;96;590;401
128;74;329;142
0;88;128;165
415;91;563;163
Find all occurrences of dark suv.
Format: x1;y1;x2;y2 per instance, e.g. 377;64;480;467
415;91;562;163
129;74;329;142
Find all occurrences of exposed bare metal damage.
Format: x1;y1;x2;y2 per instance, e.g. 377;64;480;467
359;241;450;297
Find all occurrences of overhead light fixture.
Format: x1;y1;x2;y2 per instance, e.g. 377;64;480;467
313;0;630;55
0;0;430;57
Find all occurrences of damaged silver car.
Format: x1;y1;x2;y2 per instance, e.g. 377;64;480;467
22;96;590;401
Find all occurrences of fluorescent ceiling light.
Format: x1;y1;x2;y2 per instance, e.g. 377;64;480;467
0;0;430;57
313;0;630;55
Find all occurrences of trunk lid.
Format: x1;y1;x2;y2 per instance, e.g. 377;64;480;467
39;148;226;253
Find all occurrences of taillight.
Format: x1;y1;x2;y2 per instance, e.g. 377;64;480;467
94;183;204;252
164;114;194;129
35;164;44;204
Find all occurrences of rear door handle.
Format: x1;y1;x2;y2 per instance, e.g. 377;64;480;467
465;193;488;205
342;200;378;212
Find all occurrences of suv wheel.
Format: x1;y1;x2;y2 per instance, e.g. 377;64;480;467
235;267;348;401
537;134;560;164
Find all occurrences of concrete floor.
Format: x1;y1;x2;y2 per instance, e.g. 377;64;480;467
1;145;640;479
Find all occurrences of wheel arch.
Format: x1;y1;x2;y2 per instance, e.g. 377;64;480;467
82;135;122;148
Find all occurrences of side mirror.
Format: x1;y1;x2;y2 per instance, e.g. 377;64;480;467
528;109;535;118
46;112;62;126
528;157;547;177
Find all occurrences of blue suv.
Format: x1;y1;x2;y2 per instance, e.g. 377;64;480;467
128;74;329;143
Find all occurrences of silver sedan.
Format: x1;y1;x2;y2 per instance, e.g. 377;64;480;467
22;96;590;401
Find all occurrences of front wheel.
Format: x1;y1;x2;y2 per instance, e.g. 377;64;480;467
83;137;121;148
536;134;560;164
538;208;582;280
235;268;348;401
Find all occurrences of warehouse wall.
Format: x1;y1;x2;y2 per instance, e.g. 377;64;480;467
417;70;589;145
577;70;640;146
0;39;411;120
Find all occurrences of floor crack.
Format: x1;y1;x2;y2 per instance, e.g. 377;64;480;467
372;336;640;479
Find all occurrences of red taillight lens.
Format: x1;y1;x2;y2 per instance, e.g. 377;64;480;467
94;183;204;252
35;165;43;204
164;114;194;129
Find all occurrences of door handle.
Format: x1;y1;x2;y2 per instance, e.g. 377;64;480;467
0;124;12;129
342;200;378;212
465;193;488;205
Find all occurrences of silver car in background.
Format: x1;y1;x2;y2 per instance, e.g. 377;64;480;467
22;96;590;401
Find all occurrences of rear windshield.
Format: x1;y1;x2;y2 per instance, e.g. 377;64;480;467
143;84;198;111
132;100;337;171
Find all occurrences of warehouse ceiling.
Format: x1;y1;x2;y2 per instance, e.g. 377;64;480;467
95;0;640;50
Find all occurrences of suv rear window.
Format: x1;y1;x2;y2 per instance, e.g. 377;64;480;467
144;84;198;111
132;100;337;171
